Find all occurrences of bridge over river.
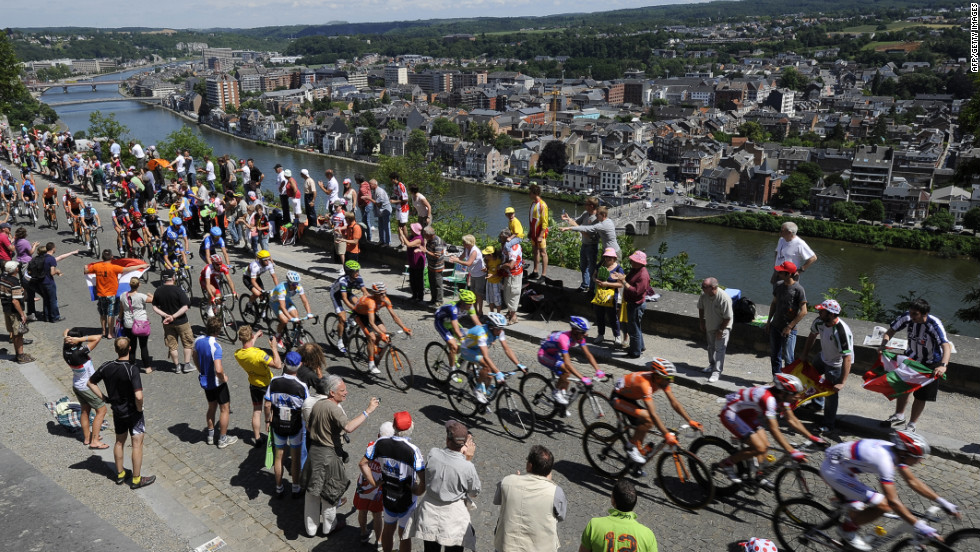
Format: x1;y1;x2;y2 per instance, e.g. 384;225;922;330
606;201;724;235
27;81;125;93
42;96;163;107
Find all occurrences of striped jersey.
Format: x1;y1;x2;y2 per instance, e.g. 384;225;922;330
825;439;899;484
889;312;949;365
528;198;549;238
264;374;309;437
810;317;854;368
364;436;425;514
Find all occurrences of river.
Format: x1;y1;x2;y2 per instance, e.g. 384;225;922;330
44;69;980;336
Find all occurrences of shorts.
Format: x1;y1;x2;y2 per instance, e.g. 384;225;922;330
610;393;643;426
273;300;297;316
163;322;194;351
289;197;302;215
820;458;886;505
485;281;502;305
242;274;264;290
73;386;106;409
203;383;231;405
249;385;268;406
434;319;456;342
273;429;303;448
43;196;55;206
355;312;372;333
460;348;483;364
720;407;762;441
912;366;940;402
4;312;24;336
353;491;384;513
97;295;118;317
383;501;417;527
113;411;146;436
537;349;565;376
469;276;486;298
331;293;348;314
531;235;547;249
396;209;409;224
503;276;521;312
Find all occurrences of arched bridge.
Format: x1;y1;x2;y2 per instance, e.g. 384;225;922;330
606;202;675;236
42;96;162;107
27;81;125;93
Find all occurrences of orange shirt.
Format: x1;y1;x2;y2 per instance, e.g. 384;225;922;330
614;372;666;402
343;223;362;254
87;262;126;298
354;295;392;316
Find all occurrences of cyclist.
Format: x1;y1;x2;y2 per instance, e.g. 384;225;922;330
164;217;189;267
42;181;59;222
79;201;100;247
111;202;132;254
460;312;526;404
328;260;365;353
611;358;703;464
537;316;605;405
128;208;150;255
353;282;412;375
20;175;37;220
144;207;162;240
270;271;315;349
819;431;960;551
242;249;278;304
433;289;481;369
1;177;16;207
199;253;238;318
63;190;82;234
716;373;823;483
200;226;230;266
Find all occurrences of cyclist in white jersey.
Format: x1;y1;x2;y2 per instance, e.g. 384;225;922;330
242;249;279;303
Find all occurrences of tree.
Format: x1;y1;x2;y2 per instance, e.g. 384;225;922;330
538;140;568;173
956;286;980;323
796;162;823;184
406;129;429;159
962;207;980;231
87;110;129;143
358;111;377;129
777;67;809;91
923;209;954;232
431;117;460;138
0;32;56;126
494;133;521;152
386;119;406;131
831;201;862;223
360;127;381;154
775;173;813;207
156;126;214;163
465;121;496;145
737;121;769;143
861;199;885;222
649;242;700;294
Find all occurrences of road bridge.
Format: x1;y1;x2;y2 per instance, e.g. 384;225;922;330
606;201;675;235
42;97;162;107
26;81;125;93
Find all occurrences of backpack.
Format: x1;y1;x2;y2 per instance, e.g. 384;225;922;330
27;255;45;280
733;297;756;324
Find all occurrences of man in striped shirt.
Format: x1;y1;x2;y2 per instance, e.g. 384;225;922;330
801;299;853;434
879;298;951;433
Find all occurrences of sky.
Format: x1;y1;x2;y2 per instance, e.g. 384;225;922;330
7;0;688;29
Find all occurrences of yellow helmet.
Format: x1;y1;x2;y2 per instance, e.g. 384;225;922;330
145;207;156;215
256;250;271;260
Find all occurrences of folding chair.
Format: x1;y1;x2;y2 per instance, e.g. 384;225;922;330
444;263;468;301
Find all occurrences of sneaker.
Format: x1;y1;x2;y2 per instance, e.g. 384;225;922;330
474;384;489;404
905;422;917;433
217;435;238;449
613;335;622;346
337;344;347;354
115;468;131;485
708;371;720;383
593;336;605;346
528;272;539;280
252;435;266;448
369;364;382;375
182;363;194;374
701;366;714;374
880;413;905;427
292;484;303;499
206;432;215;445
836;527;872;552
130;474;156;490
360;533;372;544
718;462;742;484
552;388;569;405
627;445;647;464
275;485;287;499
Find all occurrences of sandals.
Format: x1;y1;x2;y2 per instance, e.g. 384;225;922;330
16;354;35;364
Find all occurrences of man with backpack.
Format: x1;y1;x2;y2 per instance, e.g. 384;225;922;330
264;352;309;499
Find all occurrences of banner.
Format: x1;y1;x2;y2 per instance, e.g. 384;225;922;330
780;359;837;408
862;351;943;400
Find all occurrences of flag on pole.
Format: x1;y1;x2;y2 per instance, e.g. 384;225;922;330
862;351;943;400
780;359;837;408
84;258;149;301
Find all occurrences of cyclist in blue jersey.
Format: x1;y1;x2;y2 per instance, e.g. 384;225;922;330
271;271;314;349
329;260;365;353
20;176;37;214
460;312;526;404
537;316;604;405
433;290;481;369
164;217;189;266
79;202;101;246
200;226;230;266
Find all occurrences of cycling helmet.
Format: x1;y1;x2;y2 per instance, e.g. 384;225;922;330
171;216;182;225
649;358;677;380
484;312;508;329
772;373;805;394
209;253;222;264
569;316;590;332
146;207;156;215
84;201;92;208
131;210;142;218
741;538;778;552
286;271;301;283
210;227;222;237
114;202;124;208
458;289;476;304
370;282;386;294
344;260;361;272
256;250;271;260
891;430;930;458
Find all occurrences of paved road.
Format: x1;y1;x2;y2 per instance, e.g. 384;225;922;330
3;172;980;551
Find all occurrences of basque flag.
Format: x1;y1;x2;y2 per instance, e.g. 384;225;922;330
862;351;944;400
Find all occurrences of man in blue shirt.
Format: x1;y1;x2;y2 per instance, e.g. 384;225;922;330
193;317;238;449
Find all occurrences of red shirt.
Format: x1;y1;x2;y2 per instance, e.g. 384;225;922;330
0;233;14;262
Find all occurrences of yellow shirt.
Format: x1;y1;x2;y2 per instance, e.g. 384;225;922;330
508;217;525;239
235;347;274;387
486;256;504;284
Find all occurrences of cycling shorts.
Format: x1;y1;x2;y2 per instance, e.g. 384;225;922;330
43;196;55;206
820;458;886;506
720;407;762;441
273;299;296;315
330;292;349;314
242;274;265;291
435;319;456;343
537;349;565;376
460;348;482;364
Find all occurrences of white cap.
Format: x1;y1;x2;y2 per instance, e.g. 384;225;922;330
300;169;309;177
4;261;19;274
283;169;292;177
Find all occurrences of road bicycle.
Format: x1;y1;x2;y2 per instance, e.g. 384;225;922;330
238;289;273;328
44;202;58;230
23;200;38;227
279;315;319;352
198;268;238;341
689;435;832;505
520;371;614;427
322;308;359;354
582;421;714;510
445;363;536;440
83;226;103;257
173;259;194;298
423;340;457;384
346;330;415;391
772;499;980;552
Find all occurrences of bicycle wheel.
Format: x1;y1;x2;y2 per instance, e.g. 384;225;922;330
91;235;100;256
344;333;369;372
177;275;192;297
322;313;342;351
219;310;237;342
656;449;715;510
219;283;235;320
775;465;834;506
944;528;980;552
496;388;535;440
689;435;741;498
385;346;414;392
890;539;951;552
519;372;559;420
238;295;260;326
772;498;837;552
578;390;615;427
581;422;630;478
423;341;453;384
446;369;480;418
297;329;317;347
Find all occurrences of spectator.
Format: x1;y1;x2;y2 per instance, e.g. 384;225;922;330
593;248;624;346
40;242;77;323
14;227;38;319
354;421;395;546
301;375;379;537
86;250;148;338
498;229;523;325
483;245;504;314
120;277;153;373
559;206;619;261
399;223;426;303
234;326;281;446
265;355;309;499
617;251;651;358
504;207;524;239
697;277;733;383
493;444;566;552
248;203;271;253
359;411;425;552
561;197;598;292
406;420;480;552
320;200;348;263
223;155;237;193
341;178;358;214
244;159;262;196
878;298;951;433
199;155;216;193
301;169;317;228
801;299;854;434
2;263;31;361
411;185;432;227
151;270;194;374
389;173;410;233
63;328;107;449
285;169;302;228
449;235;486;316
369;179;393;246
578;479;657;552
194;317;238;449
318;169;340;208
274;164;291;226
766;261;808;377
527;184;549;280
337;211;363;263
0;222;15;261
296;342;328;395
423;226;446;306
87;337;155;489
13;226;37;266
357;175;374;242
772;221;817;284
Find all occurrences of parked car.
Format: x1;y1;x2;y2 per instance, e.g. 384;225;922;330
953;224;964;233
748;203;759;209
760;206;773;211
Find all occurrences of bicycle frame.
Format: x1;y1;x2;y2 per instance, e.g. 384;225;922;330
790;504;948;551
